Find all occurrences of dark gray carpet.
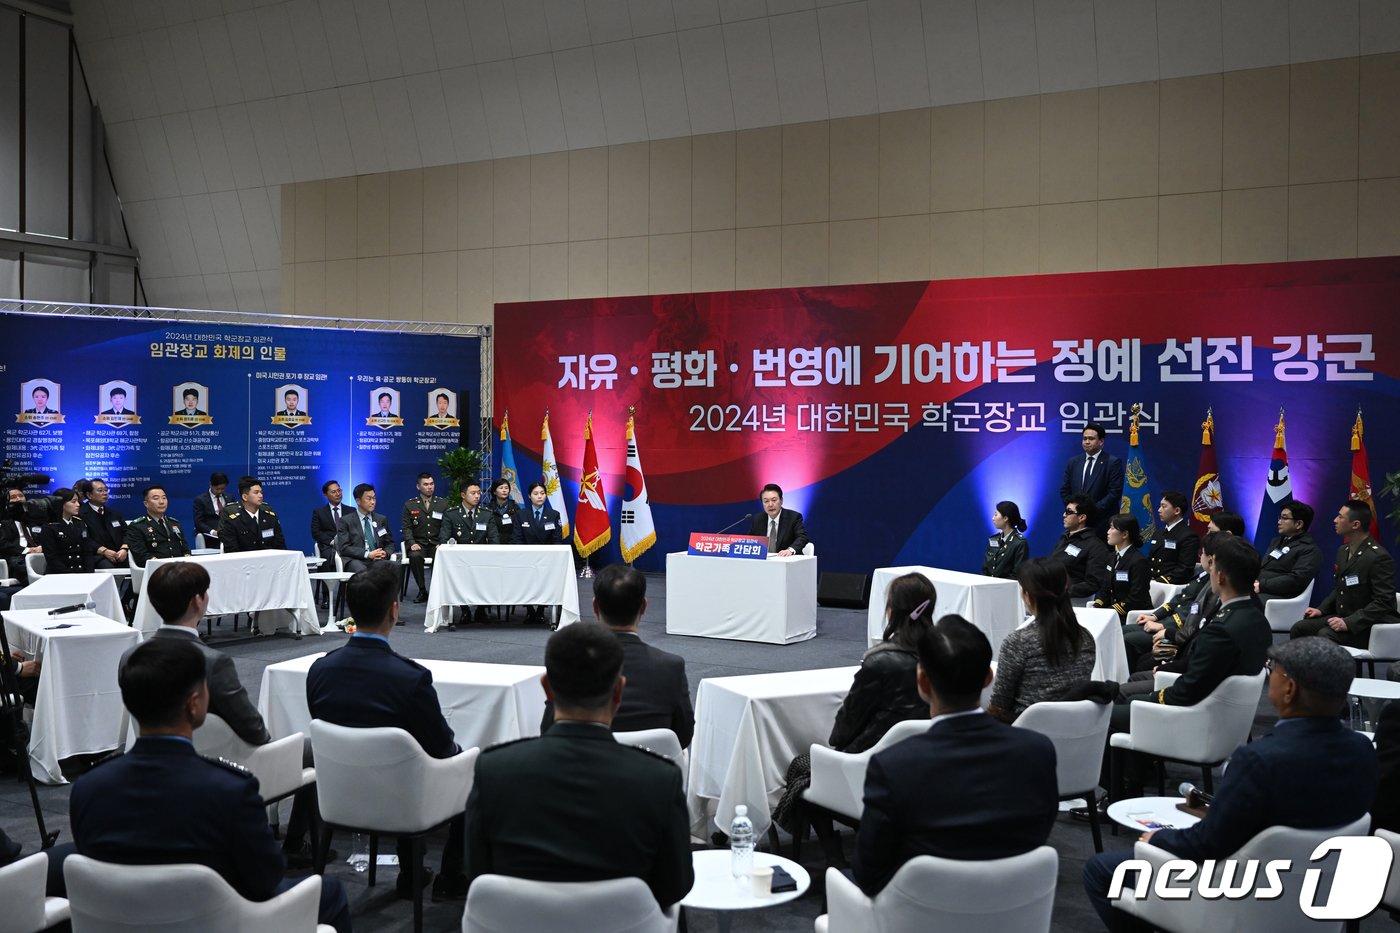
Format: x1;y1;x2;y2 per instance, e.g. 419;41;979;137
1;573;1388;932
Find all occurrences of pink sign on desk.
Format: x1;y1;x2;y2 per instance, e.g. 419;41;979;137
687;533;768;560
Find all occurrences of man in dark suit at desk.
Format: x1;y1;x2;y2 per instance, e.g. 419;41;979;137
217;476;286;552
306;562;468;899
336;483;394;575
851;614;1058;897
540;564;694;747
192;471;230;544
1059;422;1124;538
51;637;351;932
467;622;693;909
749;483;810;556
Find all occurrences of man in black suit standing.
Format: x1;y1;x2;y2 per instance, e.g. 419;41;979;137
467;622;693;909
1255;499;1321;604
306;562;468;899
1059;422;1124;538
336;483;394;576
79;478;129;569
192;471;230;544
748;483;810;556
217;476;286;552
540;564;694;747
851;614;1058;897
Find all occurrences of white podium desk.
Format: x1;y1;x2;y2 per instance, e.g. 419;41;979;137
665;552;817;645
868;566;1022;654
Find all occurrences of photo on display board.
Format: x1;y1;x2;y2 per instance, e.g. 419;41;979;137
95;380;140;427
272;383;311;428
367;386;402;429
425;388;459;430
16;379;63;426
169;382;212;427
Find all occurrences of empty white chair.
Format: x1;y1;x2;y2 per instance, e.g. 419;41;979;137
1148;580;1187;610
1116;814;1371;933
1344;617;1400;678
307;551;354;629
1013;700;1112;851
805;719;931;824
309;720;478;933
1264;582;1314;641
612;728;682;762
802;542;815;556
0;852;69;933
23;552;45;581
462;875;679;933
815;846;1058;933
63;855;332;933
193;714;314;806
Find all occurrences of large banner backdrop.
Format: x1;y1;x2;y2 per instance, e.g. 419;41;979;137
2;312;480;552
495;257;1400;589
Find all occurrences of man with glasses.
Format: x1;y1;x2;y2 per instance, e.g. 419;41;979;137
1255;500;1321;604
1048;495;1108;598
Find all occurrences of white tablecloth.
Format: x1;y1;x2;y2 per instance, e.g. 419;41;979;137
868;566;1022;654
132;551;322;636
424;545;580;632
687;666;858;839
3;609;139;783
11;573;124;625
665;553;817;645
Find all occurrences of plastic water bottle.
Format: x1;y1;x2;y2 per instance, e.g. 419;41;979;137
730;805;754;879
348;833;369;872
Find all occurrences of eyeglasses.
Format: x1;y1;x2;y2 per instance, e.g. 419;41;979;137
1063;509;1078;516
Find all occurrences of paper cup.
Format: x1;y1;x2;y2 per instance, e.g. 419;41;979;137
750;866;774;897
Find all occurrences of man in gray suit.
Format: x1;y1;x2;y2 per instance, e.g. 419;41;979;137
336;483;395;575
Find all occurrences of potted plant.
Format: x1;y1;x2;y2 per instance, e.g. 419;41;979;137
438;446;486;499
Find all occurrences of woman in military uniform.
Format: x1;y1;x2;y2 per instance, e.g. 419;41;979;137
1093;513;1152;622
40;488;96;573
981;500;1030;579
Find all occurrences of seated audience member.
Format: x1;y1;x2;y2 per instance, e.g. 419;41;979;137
39;487;95;573
981;500;1029;579
540;564;693;747
306;562;467;899
335;483;395;575
749;483;810;556
466;622;694;909
401;473;448;604
1145;491;1199;584
439;480;498;624
515;482;563;623
217;477;287;552
0;647;40;775
51;638;350;932
192;471;230;543
1290;498;1400;648
1083;637;1376;932
851;614;1058;897
310;480;346;572
79;478;129;569
1;487;41;583
1255;500;1321;603
1049;495;1108;598
142;562;318;862
125;485;191;567
485;478;520;543
1092;514;1151;621
988;559;1096;722
1372;698;1400;832
1125;531;1226;677
772;573;935;835
1205;509;1245;537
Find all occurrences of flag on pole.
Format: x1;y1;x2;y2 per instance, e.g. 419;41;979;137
573;410;611;558
620;407;656;564
1123;403;1158;544
540;410;571;540
497;411;524;505
1351;408;1381;539
1190;408;1224;536
1253;409;1291;552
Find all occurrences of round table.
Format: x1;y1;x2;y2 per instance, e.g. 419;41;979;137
1106;796;1201;833
681;850;811;931
1348;678;1400;700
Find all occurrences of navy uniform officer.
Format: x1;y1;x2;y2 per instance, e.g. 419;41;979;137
125;485;192;567
401;472;449;604
515;482;563;624
1146;491;1200;584
39;488;96;573
216;477;287;552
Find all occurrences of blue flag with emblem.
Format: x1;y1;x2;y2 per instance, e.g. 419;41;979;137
1253;410;1291;551
497;411;524;505
1125;404;1158;547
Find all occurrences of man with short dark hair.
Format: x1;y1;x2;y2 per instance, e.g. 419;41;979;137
177;388;206;416
217;477;287;552
79;478;129;569
1060;422;1124;538
1083;637;1375;932
125;485;191;566
306;562;467;899
1048;495;1108;597
1290;499;1399;648
850;614;1058;896
540;565;694;747
1146;491;1199;583
439;480;497;624
466;622;694;909
100;388;130;416
1;486;43;583
401;473;448;603
279;389;306;417
57;637;351;932
747;483;809;556
192;471;230;542
1255;500;1321;603
1127;531;1228;676
338;483;394;576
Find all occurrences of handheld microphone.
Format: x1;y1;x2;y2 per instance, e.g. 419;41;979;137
1178;781;1214;808
47;602;89;616
714;513;754;535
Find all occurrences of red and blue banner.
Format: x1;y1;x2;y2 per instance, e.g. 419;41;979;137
494;257;1400;590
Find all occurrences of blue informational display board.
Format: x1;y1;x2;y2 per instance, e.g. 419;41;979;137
1;312;480;552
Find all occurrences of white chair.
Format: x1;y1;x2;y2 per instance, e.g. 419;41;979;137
307;551;353;629
1264;581;1315;641
1117;814;1371;933
309;720;478;933
802;542;815;556
23;552;44;581
193;713;314;806
1148;580;1186;609
462;875;679;933
0;852;69;933
398;540;433;598
63;854;332;932
815;846;1058;933
1013;700;1113;852
1374;828;1400;914
1344;618;1400;678
1109;670;1265;796
612;728;682;762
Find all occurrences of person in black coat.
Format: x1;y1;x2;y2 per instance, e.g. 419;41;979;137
466;622;694;910
485;478;521;544
191;471;230;543
1048;495;1108;597
1058;422;1124;538
540;564;693;746
1145;491;1199;584
335;484;395;575
851;614;1058;897
1093;514;1151;623
79;478;129;569
514;482;563;545
39;488;96;573
981;500;1030;579
1255;499;1322;603
749;483;810;556
1373;698;1400;832
306;562;467;898
48;637;350;931
217;477;286;552
310;480;346;572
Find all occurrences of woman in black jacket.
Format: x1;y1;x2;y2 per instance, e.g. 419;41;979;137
981;500;1030;579
1093;513;1152;620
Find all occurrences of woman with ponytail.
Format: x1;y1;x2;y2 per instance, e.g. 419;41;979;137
987;558;1096;722
981;500;1030;579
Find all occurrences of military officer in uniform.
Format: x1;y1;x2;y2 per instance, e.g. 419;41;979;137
439;480;499;625
1146;491;1200;584
1291;498;1400;649
401;472;448;603
981;500;1029;579
1047;495;1108;598
1126;531;1232;675
39;488;96;573
79;478;129;569
125;485;191;567
217;477;287;552
1256;500;1322;604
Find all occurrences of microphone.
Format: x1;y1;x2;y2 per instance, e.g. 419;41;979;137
714;513;754;535
47;602;91;616
1178;781;1214;808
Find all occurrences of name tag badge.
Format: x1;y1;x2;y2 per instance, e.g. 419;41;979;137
544;522;557;531
501;515;512;525
476;523;488;531
1346;574;1361;586
378;527;389;537
1116;571;1129;582
110;520;122;528
1165;540;1177;550
432;511;443;520
988;535;1000;545
1189;602;1200;616
260;527;274;538
1065;544;1081;557
1269;549;1284;559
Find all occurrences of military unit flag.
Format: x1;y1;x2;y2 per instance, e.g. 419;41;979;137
1190;408;1224;536
540;411;571;540
1351;409;1381;540
1253;410;1291;552
573;411;611;558
1123;404;1158;543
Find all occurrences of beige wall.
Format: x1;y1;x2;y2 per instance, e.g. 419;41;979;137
282;53;1400;324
